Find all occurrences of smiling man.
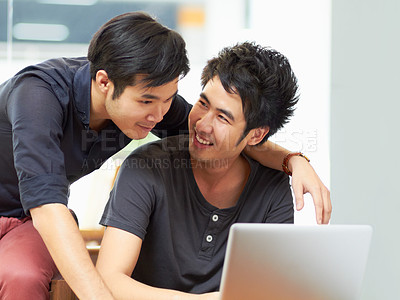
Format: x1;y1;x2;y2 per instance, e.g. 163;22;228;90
90;73;180;138
0;12;190;300
97;42;304;300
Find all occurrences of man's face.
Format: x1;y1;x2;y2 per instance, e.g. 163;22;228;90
188;76;251;165
105;76;178;140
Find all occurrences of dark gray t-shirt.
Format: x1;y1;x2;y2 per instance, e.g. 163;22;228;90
100;135;294;293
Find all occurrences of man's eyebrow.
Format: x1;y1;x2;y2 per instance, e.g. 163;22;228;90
199;92;235;122
199;92;210;104
141;90;178;101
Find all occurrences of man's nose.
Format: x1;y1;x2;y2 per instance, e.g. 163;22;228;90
196;113;213;134
147;106;164;123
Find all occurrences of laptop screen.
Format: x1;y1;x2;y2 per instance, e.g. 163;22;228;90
219;223;372;300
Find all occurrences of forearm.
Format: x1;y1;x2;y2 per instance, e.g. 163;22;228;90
96;227;218;300
31;203;113;300
103;272;187;300
97;264;219;300
244;140;290;171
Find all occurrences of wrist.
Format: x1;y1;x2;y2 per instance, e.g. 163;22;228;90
282;152;310;176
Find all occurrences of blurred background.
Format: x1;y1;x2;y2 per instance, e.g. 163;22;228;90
1;0;398;298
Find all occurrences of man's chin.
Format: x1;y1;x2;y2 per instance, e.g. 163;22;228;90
125;130;149;140
189;150;221;165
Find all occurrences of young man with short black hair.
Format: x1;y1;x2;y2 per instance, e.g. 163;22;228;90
97;42;324;300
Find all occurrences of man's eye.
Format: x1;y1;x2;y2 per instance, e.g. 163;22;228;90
140;101;152;104
199;100;207;107
218;115;228;122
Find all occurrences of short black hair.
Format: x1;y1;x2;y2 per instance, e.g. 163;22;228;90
201;42;299;145
88;12;190;98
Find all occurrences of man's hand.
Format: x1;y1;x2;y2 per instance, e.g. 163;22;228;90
289;156;331;224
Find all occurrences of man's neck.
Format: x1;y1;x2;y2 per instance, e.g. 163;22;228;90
191;155;250;209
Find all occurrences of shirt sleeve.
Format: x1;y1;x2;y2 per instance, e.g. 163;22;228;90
100;154;158;240
263;173;294;224
151;94;192;138
7;75;69;215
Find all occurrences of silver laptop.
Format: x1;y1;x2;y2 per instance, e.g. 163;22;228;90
219;223;372;300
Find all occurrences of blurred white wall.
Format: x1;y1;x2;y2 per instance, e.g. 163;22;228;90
249;0;331;224
331;0;400;298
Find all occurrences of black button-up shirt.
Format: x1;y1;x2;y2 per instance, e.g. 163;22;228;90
0;57;190;218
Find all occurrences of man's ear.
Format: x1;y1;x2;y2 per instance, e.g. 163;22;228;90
247;127;269;146
95;70;111;93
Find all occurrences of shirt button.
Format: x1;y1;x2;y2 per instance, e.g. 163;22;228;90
212;214;219;222
206;235;213;242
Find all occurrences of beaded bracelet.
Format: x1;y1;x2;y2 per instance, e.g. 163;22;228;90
282;152;310;176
